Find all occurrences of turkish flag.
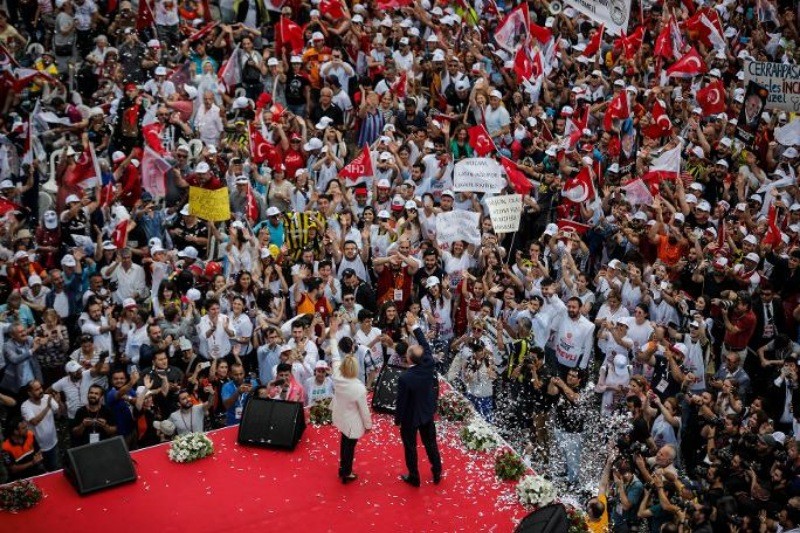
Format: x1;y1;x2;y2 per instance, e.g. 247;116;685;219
0;196;22;216
764;205;782;248
375;0;412;9
557;219;591;235
582;24;604;57
666;47;708;78
249;123;281;166
654;23;673;60
245;184;259;222
513;46;534;81
10;68;60;92
98;182;115;207
615;26;645;60
111;219;130;250
686;8;725;50
143;122;168;156
276;17;305;55
468;125;495;156
562;167;595;203
499;157;532;195
64;145;101;187
391;71;407;98
603;91;629;131
319;0;345;19
136;0;155;31
697;79;727;116
529;22;552;44
643;99;672;139
338;145;374;182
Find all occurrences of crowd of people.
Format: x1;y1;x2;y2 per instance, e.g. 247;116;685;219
0;0;799;530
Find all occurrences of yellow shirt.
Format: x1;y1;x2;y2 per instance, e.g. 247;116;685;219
587;494;609;533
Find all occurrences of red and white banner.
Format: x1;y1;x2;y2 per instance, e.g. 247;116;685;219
338;145;374;182
641;144;682;184
140;146;172;197
666;47;708;78
494;3;530;52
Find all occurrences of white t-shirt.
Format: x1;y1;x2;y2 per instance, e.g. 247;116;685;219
21;395;60;451
52;372;95;418
197;314;233;359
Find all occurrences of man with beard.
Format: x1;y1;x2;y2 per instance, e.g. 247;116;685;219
141;350;184;415
138;323;173;369
341;268;375;313
106;368;139;448
113;82;145;152
334;240;369;284
71;384;117;447
221;363;258;426
495;317;535;445
169;389;211;436
21;380;61;471
548;368;589;488
551;297;595;378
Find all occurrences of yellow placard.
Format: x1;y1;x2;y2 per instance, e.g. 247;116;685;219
188;186;231;222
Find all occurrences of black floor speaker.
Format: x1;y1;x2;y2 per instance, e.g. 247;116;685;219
64;436;137;495
514;503;569;533
238;398;306;449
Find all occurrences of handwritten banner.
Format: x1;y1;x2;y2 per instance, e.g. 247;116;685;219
485;194;523;233
436;210;481;246
744;61;800;112
453;158;506;193
189;186;231;221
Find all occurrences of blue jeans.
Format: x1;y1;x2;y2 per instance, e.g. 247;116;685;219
554;428;582;484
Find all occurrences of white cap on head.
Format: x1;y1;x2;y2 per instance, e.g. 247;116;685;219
195;162;210;173
155;66;167;76
425;276;441;288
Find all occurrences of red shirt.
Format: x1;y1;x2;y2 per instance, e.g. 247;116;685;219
283;149;306;182
724;309;756;349
376;265;413;312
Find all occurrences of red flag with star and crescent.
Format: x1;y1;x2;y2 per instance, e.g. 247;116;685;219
582;24;604;57
249;123;281;166
468;125;495;157
666;47;708;78
614;26;645;60
499;157;533;195
643;99;672;139
603;91;629;131
697;79;727;116
245;184;259;222
764;205;782;249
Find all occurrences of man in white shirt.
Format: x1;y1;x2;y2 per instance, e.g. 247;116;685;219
288;321;319;373
194;91;224;146
21;380;61;471
197;299;235;359
50;360;98;420
552;297;595;375
101;248;149;305
80;301;117;358
169;390;209;435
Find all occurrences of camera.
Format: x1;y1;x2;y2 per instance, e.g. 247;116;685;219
719;300;732;311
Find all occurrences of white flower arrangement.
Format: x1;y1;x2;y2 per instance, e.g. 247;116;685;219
168;432;214;463
516;474;557;508
459;420;500;452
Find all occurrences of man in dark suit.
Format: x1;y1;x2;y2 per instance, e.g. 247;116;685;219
395;311;442;487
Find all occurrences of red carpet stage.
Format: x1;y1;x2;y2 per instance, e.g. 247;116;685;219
1;415;529;532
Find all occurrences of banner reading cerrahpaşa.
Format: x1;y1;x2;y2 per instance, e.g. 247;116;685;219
485;194;523;233
566;0;631;36
453;158;506;194
436;210;481;246
744;61;800;112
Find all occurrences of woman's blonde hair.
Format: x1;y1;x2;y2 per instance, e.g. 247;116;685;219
340;355;359;379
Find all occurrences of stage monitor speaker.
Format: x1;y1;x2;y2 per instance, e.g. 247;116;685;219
371;365;440;415
238;398;305;450
514;503;569;533
64;436;137;496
